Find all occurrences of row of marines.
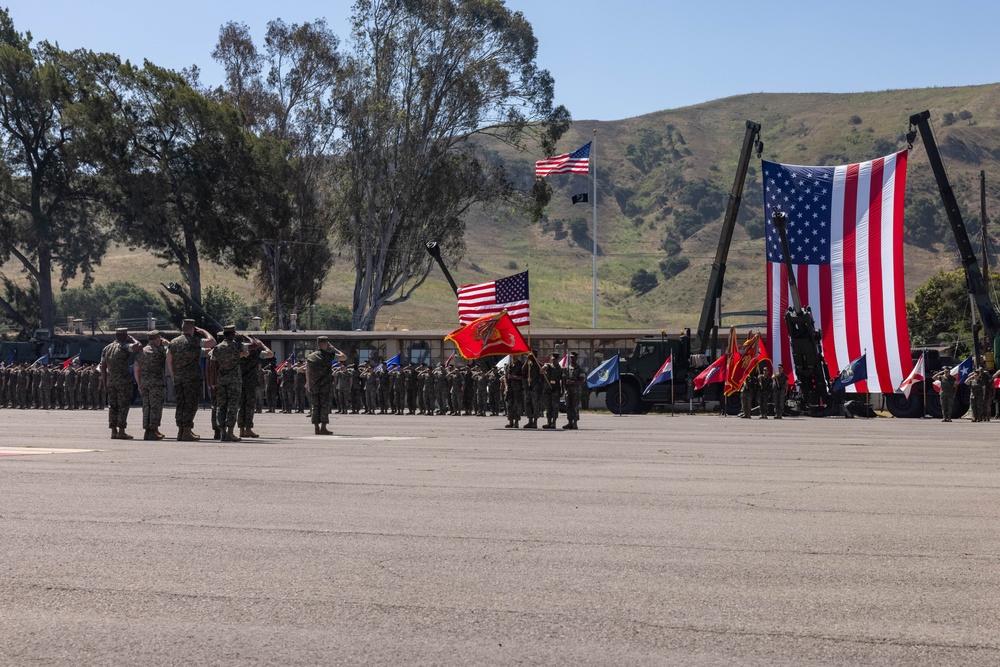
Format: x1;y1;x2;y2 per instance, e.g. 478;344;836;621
0;362;106;410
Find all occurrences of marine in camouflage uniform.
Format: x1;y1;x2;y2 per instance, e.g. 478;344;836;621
263;362;277;412
238;336;273;438
541;353;563;429
488;368;502;416
392;366;406;414
504;356;525;428
420;366;435;415
212;326;246;442
522;355;543;428
740;372;757;419
305;336;345;434
294;364;308;413
932;366;956;422
280;361;296;413
447;367;462;416
562;352;585;430
968;366;987;423
432;364;447;415
756;367;773;419
100;328;142;439
362;362;377;414
168;319;217;441
772;364;788;419
135;331;169;440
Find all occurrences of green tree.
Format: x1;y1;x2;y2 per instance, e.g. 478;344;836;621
202;285;252;328
660;233;682;256
88;59;291;306
658;257;689;280
567;217;590;248
630;268;659;295
310;303;353;330
334;0;570;330
906;269;987;356
625;128;664;174
0;12;110;332
212;19;340;328
744;217;766;240
57;281;168;326
903;194;943;247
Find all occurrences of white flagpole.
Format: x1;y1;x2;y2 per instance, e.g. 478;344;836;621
592;128;598;330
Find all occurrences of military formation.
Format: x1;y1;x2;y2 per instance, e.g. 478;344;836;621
18;327;582;441
0;360;106;410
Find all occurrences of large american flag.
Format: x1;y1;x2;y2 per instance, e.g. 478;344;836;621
457;271;530;326
763;151;912;394
535;142;591;177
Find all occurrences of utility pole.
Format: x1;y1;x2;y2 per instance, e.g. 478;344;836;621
265;242;284;330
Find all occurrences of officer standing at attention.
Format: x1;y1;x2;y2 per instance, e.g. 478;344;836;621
167;319;217;441
932;366;956;422
134;330;168;440
100;327;142;439
563;351;586;430
305;336;347;435
772;364;788;419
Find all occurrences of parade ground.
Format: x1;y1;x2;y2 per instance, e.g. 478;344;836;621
2;408;999;666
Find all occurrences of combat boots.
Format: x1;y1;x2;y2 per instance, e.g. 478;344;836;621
143;429;156;441
118;429;134;440
244;428;259;438
110;427;119;439
154;429;165;439
523;419;537;429
178;427;201;442
226;426;241;442
319;424;332;435
541;420;555;429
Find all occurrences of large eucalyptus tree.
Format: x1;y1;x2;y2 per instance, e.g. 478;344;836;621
334;0;570;330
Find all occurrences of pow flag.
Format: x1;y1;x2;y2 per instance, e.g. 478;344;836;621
763;151;912;394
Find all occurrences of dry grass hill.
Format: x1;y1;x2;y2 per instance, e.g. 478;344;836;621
73;83;1000;332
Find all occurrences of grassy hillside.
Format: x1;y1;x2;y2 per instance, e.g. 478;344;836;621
51;83;1000;331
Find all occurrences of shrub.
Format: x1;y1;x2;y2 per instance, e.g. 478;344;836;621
658;257;690;280
630;269;659;295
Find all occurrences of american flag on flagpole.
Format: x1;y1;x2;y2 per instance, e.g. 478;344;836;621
535;142;591;177
763;150;912;394
457;271;530;326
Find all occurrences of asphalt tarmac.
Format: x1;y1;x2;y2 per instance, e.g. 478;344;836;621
2;407;998;666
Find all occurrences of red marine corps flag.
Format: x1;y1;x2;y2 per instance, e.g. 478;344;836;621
444;311;530;360
725;333;769;396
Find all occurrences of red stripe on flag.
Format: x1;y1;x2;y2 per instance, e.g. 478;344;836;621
892;152;913;379
865;157;889;394
779;263;792;382
841;163;862;373
819;264;837;378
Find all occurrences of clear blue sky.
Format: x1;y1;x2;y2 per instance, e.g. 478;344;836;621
5;0;999;121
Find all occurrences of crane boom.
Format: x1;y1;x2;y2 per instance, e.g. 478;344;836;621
695;120;762;355
909;111;1000;350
